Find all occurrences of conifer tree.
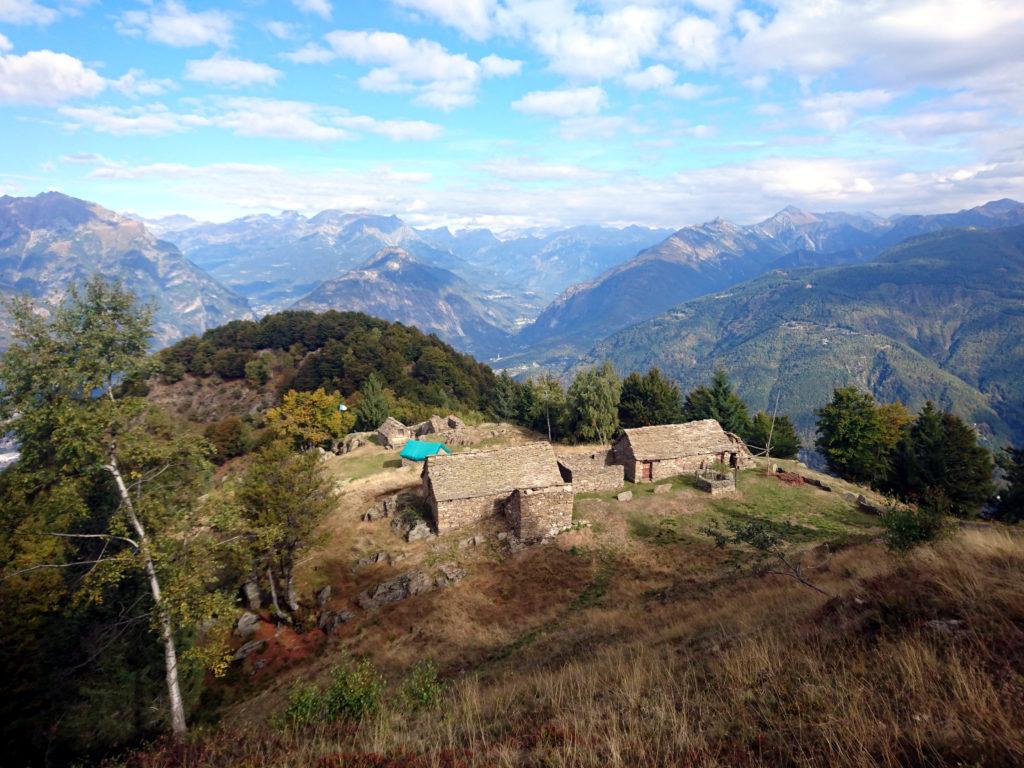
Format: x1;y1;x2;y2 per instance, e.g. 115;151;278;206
994;446;1024;524
815;387;892;485
887;402;994;517
567;362;622;444
747;412;801;459
619;368;684;428
352;372;390;431
682;368;751;437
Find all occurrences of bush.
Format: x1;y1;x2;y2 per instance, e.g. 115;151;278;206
401;660;443;711
880;492;951;553
203;416;252;463
284;657;385;728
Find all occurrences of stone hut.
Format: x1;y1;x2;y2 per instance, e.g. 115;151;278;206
377;417;413;449
422;441;573;538
557;450;624;493
613;419;755;483
414;413;466;437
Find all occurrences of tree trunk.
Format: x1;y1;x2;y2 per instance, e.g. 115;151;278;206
265;567;290;622
242;572;262;610
105;456;188;738
546;408;552;443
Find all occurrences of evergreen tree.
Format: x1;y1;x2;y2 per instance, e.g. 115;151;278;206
352;373;390;431
567;362;622;444
747;412;801;459
994;446;1024;524
815;387;894;485
619;368;684;428
682;368;751;437
236;441;338;618
492;371;518;423
887;402;994;517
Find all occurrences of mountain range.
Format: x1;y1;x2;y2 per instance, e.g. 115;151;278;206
5;190;1023;446
0;192;251;348
587;224;1024;444
510;199;1024;361
293;247;516;356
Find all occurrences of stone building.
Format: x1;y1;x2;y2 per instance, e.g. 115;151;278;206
377;417;413;449
414;413;466;436
557;450;624;493
613;419;755;483
422;441;572;538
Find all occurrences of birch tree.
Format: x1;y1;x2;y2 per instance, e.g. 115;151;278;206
0;278;233;740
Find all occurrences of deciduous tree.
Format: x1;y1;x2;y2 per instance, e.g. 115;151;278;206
267;387;351;449
567;362;622;444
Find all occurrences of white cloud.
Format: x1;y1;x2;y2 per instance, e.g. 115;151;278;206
265;21;298;40
394;0;496;40
283;43;335;64
211;98;348;141
57;95;445;143
118;1;232;48
622;64;711;100
60;104;207;135
512;86;607;118
53;147;1024;232
110;69;174;97
0;49;105;105
293;0;331;20
735;0;1024;90
185;55;282;87
479;157;604;181
623;64;676;90
668;15;722;70
0;0;58;25
800;89;896;131
321;29;511;110
0;33;12;52
334;115;443;141
480;53;521;76
870;110;993;139
525;4;666;80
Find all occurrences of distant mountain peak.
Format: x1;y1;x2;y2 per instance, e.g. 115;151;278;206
363;246;416;270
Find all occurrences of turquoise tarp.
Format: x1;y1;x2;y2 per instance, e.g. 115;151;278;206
399;439;451;461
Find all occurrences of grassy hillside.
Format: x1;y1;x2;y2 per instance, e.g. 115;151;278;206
126;446;1024;768
589;225;1024;444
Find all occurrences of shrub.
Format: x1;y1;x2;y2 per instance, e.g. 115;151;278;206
203;416;252;463
401;660;443;711
285;657;385;728
880;491;951;553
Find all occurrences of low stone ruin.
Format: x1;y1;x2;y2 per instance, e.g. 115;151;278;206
694;471;736;495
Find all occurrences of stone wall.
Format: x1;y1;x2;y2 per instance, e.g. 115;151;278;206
433;493;507;533
560;462;624;492
627;452;734;483
506;485;574;540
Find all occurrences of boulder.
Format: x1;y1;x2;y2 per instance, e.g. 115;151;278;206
314;585;331;609
406;521;434;542
841;491;860;504
235;611;260;639
616;491;633;502
317;609;354;633
356;551;389;568
653;483;671;494
436;562;467;587
357;570;433;610
232;638;266;661
458;534;486;549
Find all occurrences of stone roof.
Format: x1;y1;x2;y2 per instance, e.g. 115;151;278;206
377;417;409;437
556;450;614;471
618;419;743;461
425;441;566;502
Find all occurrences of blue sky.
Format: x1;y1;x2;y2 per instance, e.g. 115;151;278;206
1;0;1023;230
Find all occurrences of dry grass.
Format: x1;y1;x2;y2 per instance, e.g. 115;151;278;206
129;524;1024;768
